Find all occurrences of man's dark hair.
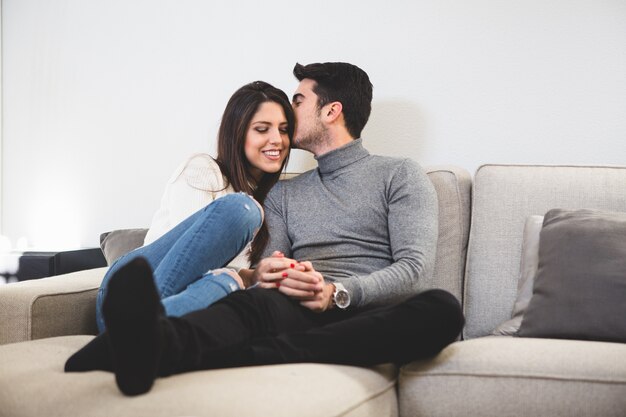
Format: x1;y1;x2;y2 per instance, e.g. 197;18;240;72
293;62;373;139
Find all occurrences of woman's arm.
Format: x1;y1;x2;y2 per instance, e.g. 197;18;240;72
238;268;256;288
144;154;226;245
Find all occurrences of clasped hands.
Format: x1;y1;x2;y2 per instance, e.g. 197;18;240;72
252;251;335;312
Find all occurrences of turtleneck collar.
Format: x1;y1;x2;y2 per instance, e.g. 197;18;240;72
314;138;370;175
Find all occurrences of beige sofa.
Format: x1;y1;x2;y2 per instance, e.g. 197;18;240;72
1;164;625;417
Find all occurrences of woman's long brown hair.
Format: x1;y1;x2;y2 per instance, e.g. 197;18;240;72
214;81;294;265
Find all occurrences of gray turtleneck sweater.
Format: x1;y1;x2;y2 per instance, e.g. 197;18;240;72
262;139;438;309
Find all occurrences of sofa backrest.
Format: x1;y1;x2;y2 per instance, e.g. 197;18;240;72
424;166;472;304
463;164;626;339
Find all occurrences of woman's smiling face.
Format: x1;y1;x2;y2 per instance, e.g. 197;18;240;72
244;101;290;181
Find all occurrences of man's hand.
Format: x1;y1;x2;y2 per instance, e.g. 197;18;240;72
299;281;335;312
279;261;334;312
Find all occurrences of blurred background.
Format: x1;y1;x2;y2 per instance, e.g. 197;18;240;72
1;0;625;250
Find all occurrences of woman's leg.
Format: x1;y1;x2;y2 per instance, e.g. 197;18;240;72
95;204;226;332
160;270;241;317
82;258;318;395
151;193;262;299
95;192;262;332
78;260;463;396
96;230;206;333
67;258;316;380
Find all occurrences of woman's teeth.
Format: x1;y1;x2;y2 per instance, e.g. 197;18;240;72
263;150;280;157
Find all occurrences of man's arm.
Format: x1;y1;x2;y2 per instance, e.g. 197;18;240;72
345;159;438;307
260;181;293;259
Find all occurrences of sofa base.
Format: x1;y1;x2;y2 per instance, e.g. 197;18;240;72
399;336;626;417
0;336;398;417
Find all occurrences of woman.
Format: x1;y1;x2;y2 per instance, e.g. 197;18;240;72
95;81;293;332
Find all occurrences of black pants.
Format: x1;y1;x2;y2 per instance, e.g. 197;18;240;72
157;288;464;376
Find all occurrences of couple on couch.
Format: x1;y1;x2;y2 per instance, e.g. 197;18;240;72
65;61;465;396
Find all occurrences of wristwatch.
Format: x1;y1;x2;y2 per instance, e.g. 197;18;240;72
332;282;351;310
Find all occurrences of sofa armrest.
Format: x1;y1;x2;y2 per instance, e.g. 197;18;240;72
0;267;107;345
424;165;472;303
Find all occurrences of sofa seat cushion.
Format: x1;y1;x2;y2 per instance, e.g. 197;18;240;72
0;336;398;417
399;336;626;417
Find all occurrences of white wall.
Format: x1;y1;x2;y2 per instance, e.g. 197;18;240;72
2;0;626;248
0;1;3;236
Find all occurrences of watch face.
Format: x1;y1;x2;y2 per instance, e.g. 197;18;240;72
335;290;350;308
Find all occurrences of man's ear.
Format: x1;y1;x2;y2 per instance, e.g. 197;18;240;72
323;101;343;123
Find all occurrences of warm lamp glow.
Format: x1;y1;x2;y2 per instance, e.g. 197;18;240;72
0;235;21;282
27;187;82;250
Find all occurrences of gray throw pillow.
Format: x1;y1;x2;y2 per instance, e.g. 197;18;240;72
517;208;626;343
492;215;543;336
100;228;148;265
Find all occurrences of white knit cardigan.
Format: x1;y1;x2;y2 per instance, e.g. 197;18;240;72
143;153;250;271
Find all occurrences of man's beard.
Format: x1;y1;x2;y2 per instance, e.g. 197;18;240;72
294;123;329;152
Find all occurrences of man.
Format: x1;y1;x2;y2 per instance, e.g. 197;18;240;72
66;62;464;396
251;62;440;311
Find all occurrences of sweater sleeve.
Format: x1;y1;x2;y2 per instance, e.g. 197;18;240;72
342;160;438;308
143;154;225;245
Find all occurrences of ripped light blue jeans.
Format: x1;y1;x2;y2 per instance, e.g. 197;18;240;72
95;193;263;333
